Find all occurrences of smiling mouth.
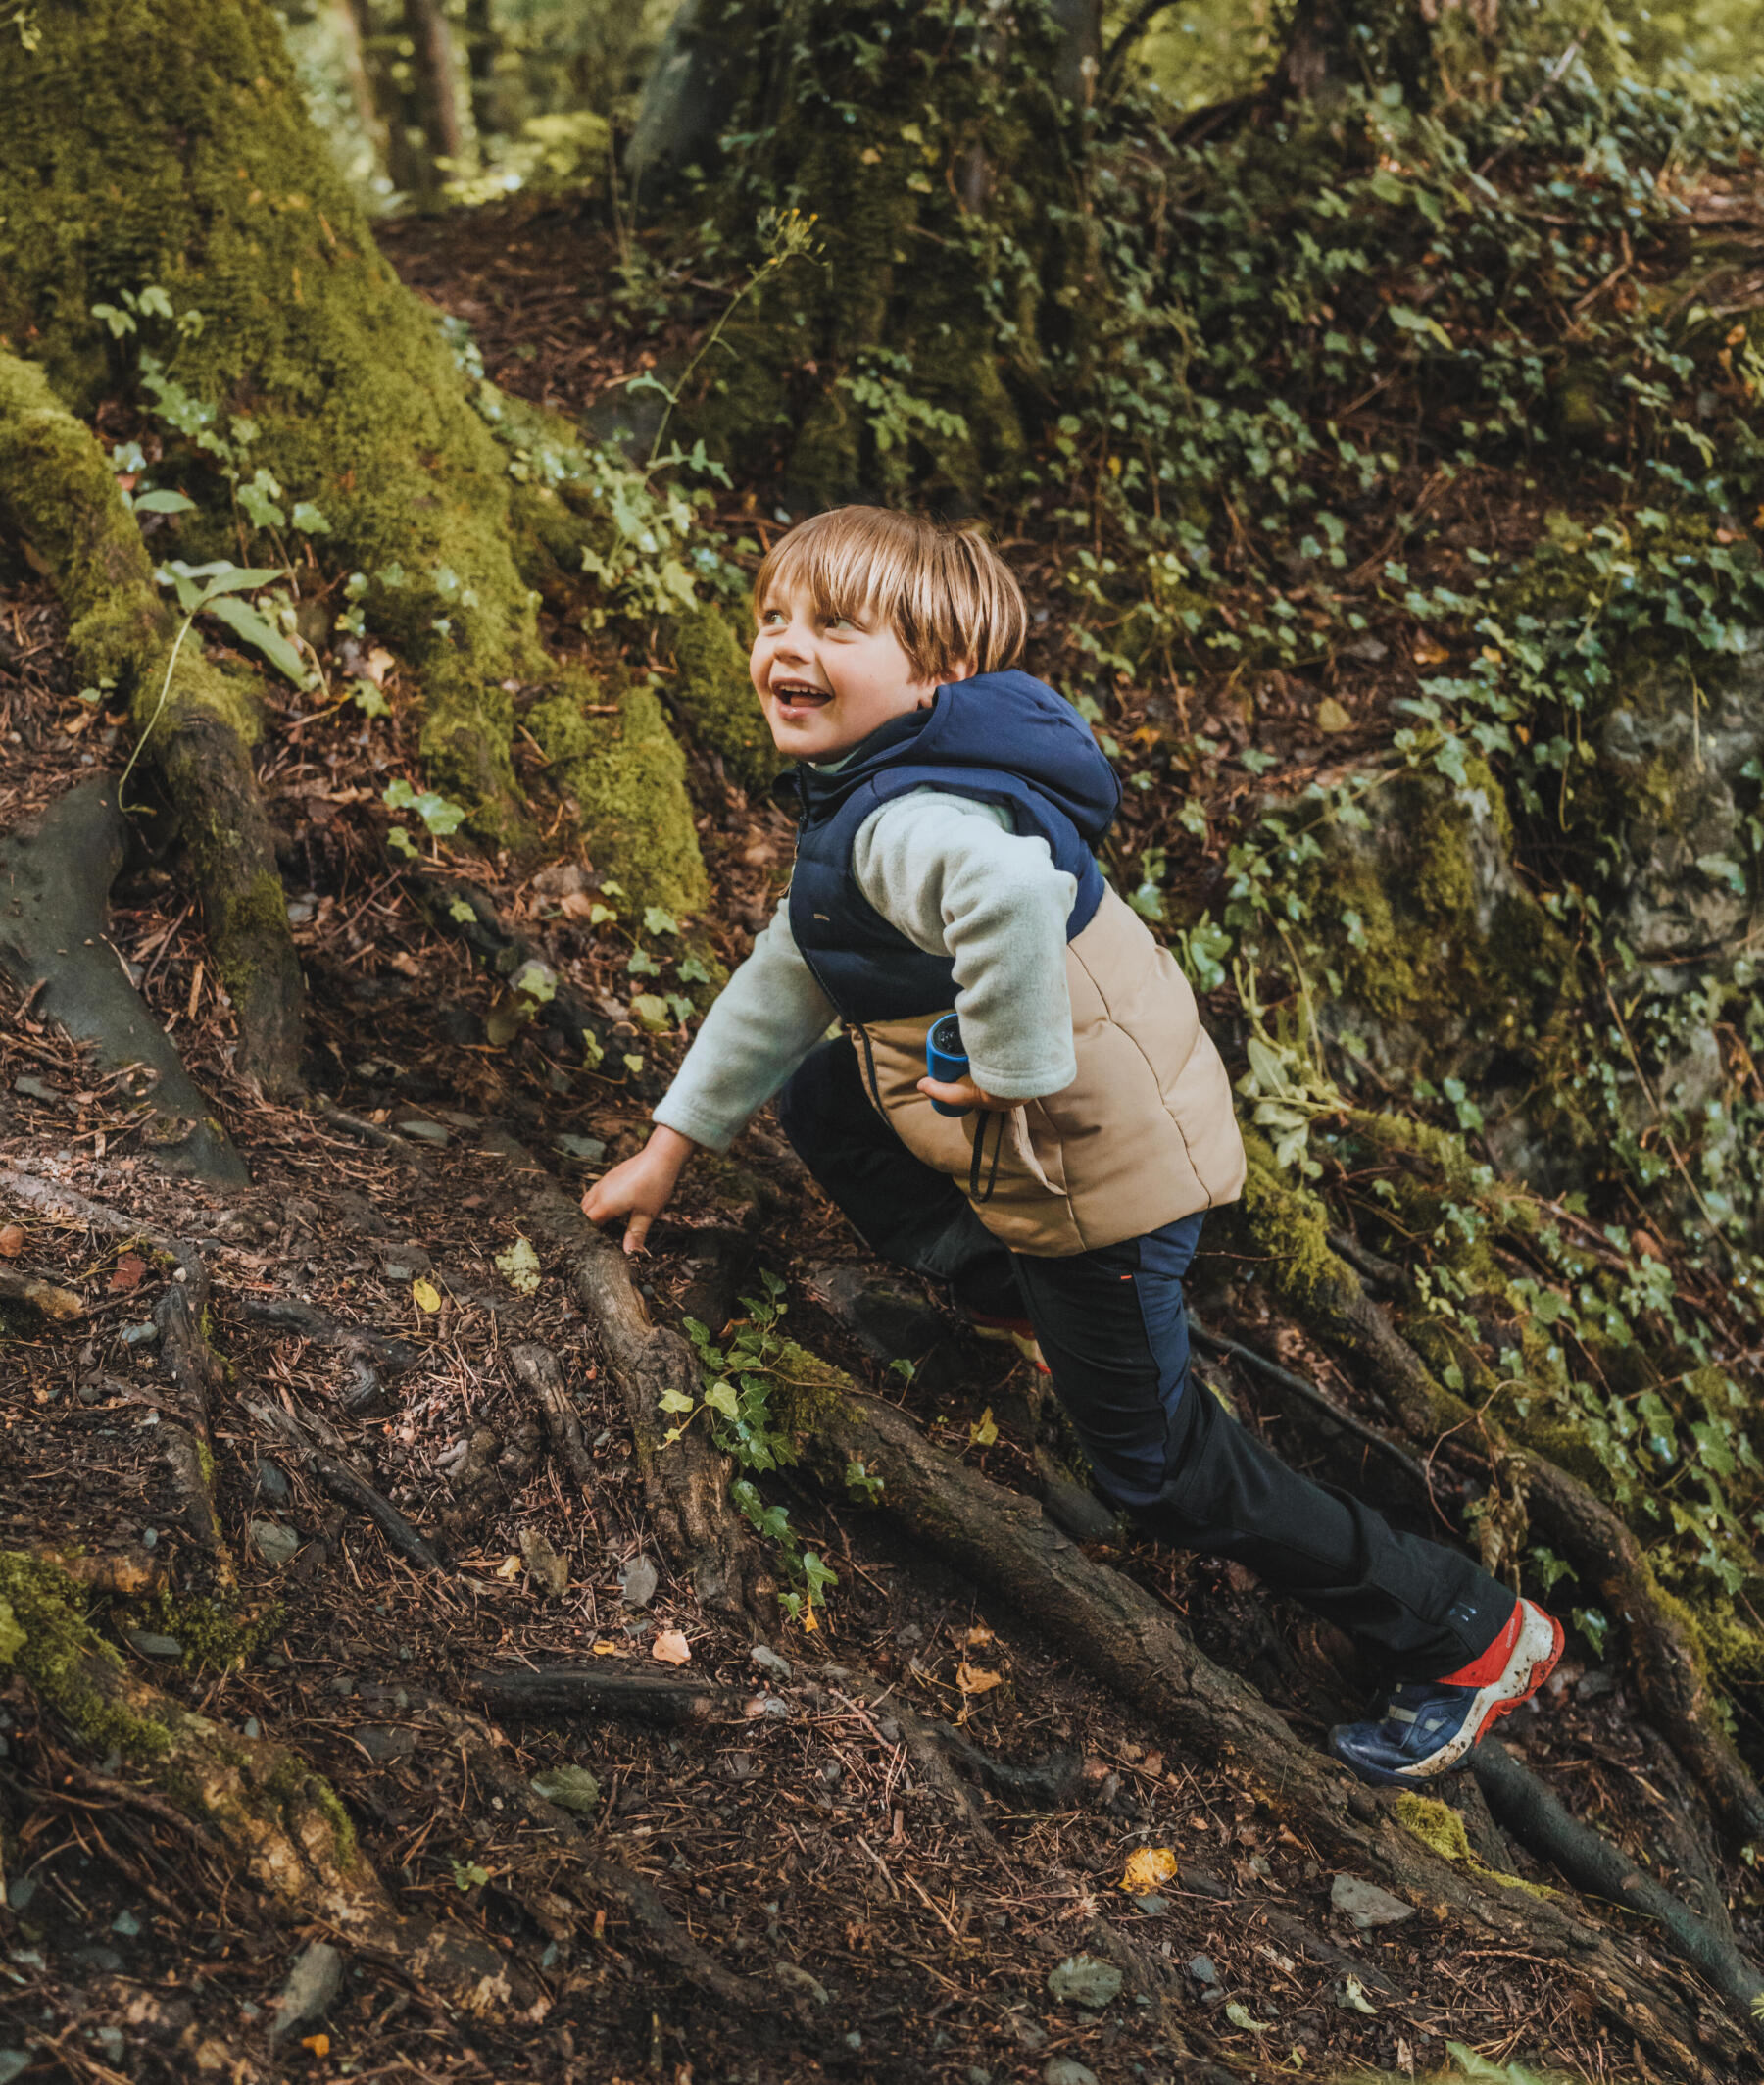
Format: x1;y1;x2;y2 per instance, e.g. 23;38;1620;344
770;680;831;710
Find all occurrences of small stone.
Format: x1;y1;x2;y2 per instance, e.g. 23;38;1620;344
554;1134;607;1163
249;1518;301;1567
1044;2061;1100;2085
111;1910;141;1937
1330;1873;1415;1929
619;1554;659;1609
1047;1953;1122;2009
5;1877;35;1911
328;1674;356;1697
254;1460;291;1502
0;2053;26;2085
242;1718;261;1741
94;2028;125;2063
126;1631;181;1659
1131;1893;1169;1915
1186;1953;1220;1987
396;1119;451;1145
14;1075;64;1103
774;1961;828;2005
352;1724;416;1762
750;1644;793;1682
270;1940;343;2044
531;1764;601;1814
120;1320;159;1346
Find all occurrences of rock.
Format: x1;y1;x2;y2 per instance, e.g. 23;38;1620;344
125;1631;181;1659
1330;1872;1415;1929
531;1764;601;1814
249;1517;300;1567
619;1554;659;1608
270;1940;344;2043
1044;2062;1100;2085
554;1134;607;1163
1186;1953;1220;1987
750;1643;793;1682
0;2051;30;2085
253;1459;291;1502
518;1527;569;1597
120;1319;158;1346
351;1724;416;1762
1047;1953;1122;2009
395;1118;451;1145
774;1961;829;2005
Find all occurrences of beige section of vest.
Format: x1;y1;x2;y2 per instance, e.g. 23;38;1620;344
854;886;1248;1256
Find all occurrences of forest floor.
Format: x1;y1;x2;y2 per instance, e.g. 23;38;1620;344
1;201;1756;2085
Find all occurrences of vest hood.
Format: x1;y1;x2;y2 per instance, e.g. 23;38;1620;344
780;670;1120;841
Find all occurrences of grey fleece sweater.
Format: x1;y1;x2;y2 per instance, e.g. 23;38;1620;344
653;790;1079;1154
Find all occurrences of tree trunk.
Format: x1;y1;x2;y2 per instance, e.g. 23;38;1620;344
1274;0;1439;107
404;0;467;180
0;0;710;917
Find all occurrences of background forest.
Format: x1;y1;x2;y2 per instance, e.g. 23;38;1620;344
3;1;1764;2081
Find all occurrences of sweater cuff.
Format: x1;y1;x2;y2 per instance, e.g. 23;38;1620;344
965;1053;1077;1104
651;1095;742;1156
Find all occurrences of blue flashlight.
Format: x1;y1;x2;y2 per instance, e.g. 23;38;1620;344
926;1014;971;1117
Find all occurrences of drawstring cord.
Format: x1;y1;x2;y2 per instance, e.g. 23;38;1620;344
968;1108;1004;1204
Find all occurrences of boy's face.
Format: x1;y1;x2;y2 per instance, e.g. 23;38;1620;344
751;582;966;762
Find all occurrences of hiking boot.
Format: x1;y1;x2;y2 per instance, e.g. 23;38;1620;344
1328;1597;1564;1787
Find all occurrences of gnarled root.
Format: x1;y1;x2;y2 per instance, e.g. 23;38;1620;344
485;1136;777;1625
0;350;301;1094
1237;1153;1764;1854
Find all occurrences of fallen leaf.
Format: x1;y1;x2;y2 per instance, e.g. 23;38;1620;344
592;1639;619;1656
519;1527;568;1597
967;1406;999;1449
1413;634;1450;666
801;1596;819;1632
495;1553;522;1580
301;2034;330;2057
412;1277;442;1313
956;1662;1003;1696
109;1252;146;1293
1120;1846;1179;1895
0;1223;24;1258
1225;2000;1274;2033
961;1624;994;1649
363;645;396;686
652;1629;692;1665
1337;1973;1378;2015
494;1236;541;1296
1314;696;1352;734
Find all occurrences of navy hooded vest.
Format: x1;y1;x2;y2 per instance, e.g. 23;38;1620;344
775;670;1122;1025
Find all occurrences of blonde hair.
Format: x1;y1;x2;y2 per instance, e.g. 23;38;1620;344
753;507;1027;682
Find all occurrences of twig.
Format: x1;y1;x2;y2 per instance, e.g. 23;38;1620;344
311;1453;447;1573
0;1265;83;1321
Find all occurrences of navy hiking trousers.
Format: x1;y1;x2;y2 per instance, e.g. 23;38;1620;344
777;1035;1513;1678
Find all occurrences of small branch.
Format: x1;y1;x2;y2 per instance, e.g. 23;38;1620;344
0;1265;82;1321
311;1453;447;1573
509;1341;595;1488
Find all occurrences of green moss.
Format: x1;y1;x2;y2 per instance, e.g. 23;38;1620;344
131;1587;279;1671
529;676;710;916
765;1338;860;1439
0;1552;172;1759
1393;1792;1558;1899
263;1752;359;1868
666;604;780;795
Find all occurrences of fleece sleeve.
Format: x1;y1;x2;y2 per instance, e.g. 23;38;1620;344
650;902;836;1153
851;790;1078;1100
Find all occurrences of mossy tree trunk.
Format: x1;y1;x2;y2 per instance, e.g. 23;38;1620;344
644;0;1105;508
0;0;713;1084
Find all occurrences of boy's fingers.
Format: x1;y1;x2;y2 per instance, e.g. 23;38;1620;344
623;1211;653;1255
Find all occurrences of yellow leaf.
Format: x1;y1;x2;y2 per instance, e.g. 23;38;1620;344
592;1639;619;1656
412;1277;442;1313
652;1629;692;1665
1413;634;1450;666
1120;1846;1179;1894
956;1662;1003;1696
495;1553;522;1580
802;1596;819;1632
301;2033;330;2057
1314;696;1352;734
968;1407;999;1449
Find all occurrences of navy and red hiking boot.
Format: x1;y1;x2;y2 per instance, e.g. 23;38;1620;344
1328;1598;1564;1787
964;1307;1052;1373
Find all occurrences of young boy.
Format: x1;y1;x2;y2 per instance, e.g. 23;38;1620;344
584;506;1561;1786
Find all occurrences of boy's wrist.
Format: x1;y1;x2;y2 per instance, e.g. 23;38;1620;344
649;1124;697;1172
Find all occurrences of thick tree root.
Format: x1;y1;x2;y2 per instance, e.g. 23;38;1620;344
0;1265;82;1321
150;1264;232;1576
0;352;302;1093
486;1135;777;1624
1239;1163;1764;1854
1474;1739;1764;2024
510;1341;596;1488
0;779;248;1181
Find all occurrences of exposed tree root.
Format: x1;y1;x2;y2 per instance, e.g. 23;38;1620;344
0;778;248;1181
487;1134;777;1624
1474;1739;1764;2025
0;1264;82;1321
510;1340;596;1488
149;1264;232;1576
539;1204;1754;2072
1236;1150;1764;1856
0;353;302;1094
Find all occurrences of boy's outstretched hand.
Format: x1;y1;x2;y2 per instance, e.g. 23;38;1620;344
580;1124;696;1254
